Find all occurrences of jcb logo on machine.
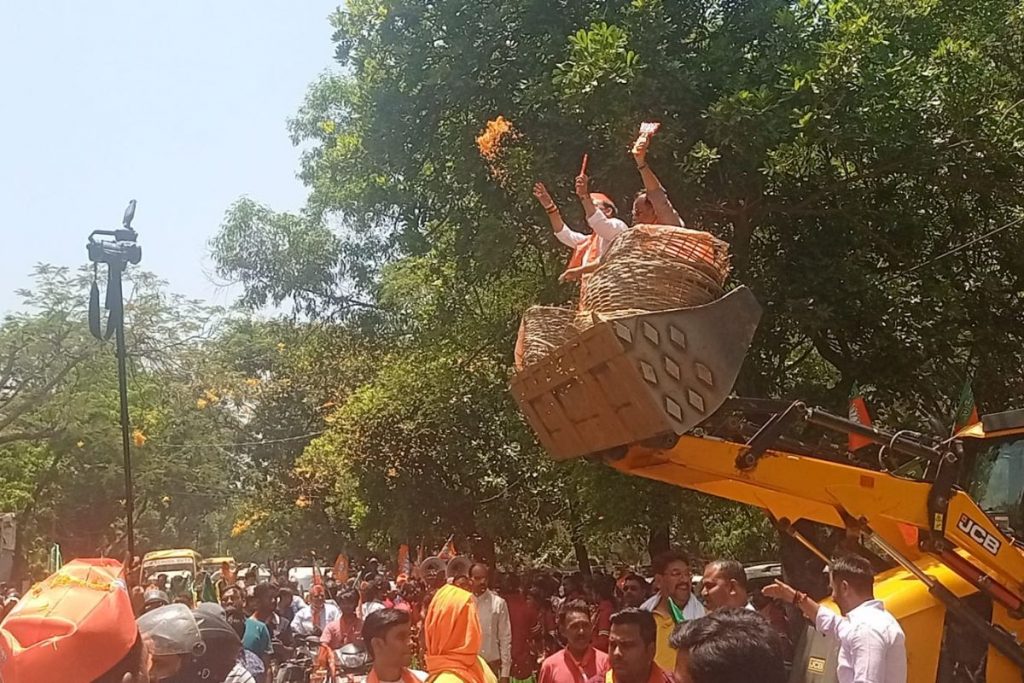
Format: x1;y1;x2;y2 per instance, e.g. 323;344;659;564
807;657;826;673
957;514;1002;555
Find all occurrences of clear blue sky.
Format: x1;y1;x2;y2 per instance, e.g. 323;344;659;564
0;1;340;313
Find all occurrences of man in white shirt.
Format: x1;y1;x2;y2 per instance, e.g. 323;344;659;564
470;561;512;683
291;585;342;636
699;559;754;611
764;554;907;683
531;179;628;284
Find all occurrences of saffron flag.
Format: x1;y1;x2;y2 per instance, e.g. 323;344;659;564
848;382;874;452
397;544;411;577
438;537;457;560
953;379;981;433
312;558;324;587
332;554;349;584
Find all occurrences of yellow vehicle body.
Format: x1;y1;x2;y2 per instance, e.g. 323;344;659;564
510;291;1024;682
794;560;975;683
141;548;202;582
611;437;1024;682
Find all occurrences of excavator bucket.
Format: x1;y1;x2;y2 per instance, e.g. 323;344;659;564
510;286;762;461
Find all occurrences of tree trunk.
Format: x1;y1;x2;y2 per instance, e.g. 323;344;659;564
647;523;671;560
11;450;63;583
567;500;592;577
572;539;592;578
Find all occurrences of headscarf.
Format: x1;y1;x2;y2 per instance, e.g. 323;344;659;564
424;585;488;683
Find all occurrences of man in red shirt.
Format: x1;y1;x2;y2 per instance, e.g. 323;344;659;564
539;600;609;683
320;588;363;650
588;610;671;683
504;574;540;682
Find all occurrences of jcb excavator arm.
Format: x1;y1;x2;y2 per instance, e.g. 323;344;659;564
510;286;1024;674
609;432;1024;608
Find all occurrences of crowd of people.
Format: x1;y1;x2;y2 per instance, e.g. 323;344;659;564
0;547;907;683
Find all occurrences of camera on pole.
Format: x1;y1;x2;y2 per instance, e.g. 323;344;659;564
86;199;142;563
87;199;142;268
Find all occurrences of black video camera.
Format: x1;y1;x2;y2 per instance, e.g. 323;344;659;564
87;199;142;267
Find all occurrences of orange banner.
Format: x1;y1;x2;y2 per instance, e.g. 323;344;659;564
397;545;410;576
332;554;349;584
848;383;873;452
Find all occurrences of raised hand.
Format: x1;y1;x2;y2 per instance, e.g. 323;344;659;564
632;136;649;166
532;182;554;209
761;579;797;603
574;174;590;199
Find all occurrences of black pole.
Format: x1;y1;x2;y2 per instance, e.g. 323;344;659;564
111;267;135;562
87;199;141;564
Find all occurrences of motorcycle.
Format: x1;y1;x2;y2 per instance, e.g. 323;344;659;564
276;637;373;683
276;635;321;683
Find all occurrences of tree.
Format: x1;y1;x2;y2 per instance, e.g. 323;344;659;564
211;0;1024;565
0;266;245;577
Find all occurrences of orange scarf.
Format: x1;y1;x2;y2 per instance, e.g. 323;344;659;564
369;668;424;683
605;664;666;683
564;235;602;273
424;585;488;683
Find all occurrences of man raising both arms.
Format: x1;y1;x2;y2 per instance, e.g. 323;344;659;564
764;554;906;683
531;178;627;284
630;127;684;228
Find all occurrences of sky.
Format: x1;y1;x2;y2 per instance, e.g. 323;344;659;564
0;2;341;313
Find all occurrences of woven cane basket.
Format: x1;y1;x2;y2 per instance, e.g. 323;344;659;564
515;305;577;368
579;225;730;316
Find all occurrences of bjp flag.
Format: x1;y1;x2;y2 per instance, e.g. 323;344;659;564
953;379;981;434
332;554;350;584
848;382;874;452
397;545;411;576
439;537;457;560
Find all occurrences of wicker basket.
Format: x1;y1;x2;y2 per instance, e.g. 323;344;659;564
514;306;577;369
579;225;729;314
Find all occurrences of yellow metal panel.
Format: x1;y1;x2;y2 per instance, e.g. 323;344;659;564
142;548;202;562
946;494;1024;595
990;603;1024;683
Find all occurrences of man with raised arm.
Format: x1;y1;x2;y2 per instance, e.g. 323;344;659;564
763;554;906;683
532;180;625;284
630;125;684;228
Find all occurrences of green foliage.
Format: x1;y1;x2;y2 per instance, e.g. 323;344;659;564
0;267;244;574
207;0;1024;565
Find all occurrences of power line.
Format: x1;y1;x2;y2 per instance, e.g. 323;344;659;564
157;431;326;449
874;213;1024;287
